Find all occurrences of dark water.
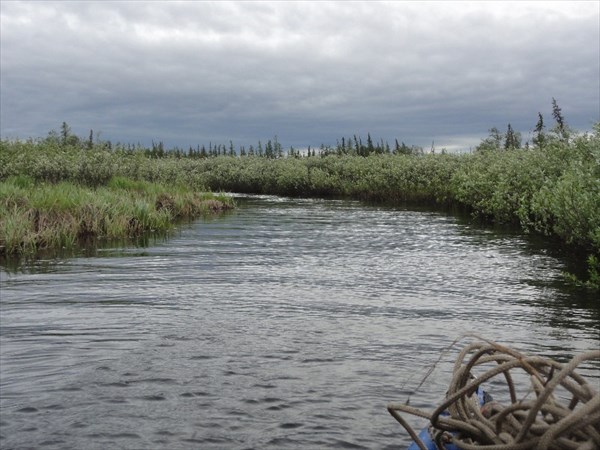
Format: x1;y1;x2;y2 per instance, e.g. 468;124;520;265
1;195;598;449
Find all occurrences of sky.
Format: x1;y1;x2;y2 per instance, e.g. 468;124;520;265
1;1;599;152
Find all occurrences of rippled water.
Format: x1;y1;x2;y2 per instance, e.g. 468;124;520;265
1;195;598;449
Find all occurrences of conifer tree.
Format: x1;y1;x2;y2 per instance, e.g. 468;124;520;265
272;135;281;158
353;135;360;155
265;139;274;158
552;97;569;141
504;123;517;149
401;142;410;155
367;133;374;154
533;112;546;149
552;97;565;133
60;122;72;146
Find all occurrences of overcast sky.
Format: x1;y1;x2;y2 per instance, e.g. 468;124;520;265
1;1;599;151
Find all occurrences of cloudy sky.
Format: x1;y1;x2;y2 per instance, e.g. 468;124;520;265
1;1;598;152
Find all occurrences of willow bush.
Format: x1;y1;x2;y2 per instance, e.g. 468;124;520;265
525;131;600;251
1;123;598;286
179;153;463;203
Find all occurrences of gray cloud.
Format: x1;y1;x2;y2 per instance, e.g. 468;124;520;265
1;1;598;151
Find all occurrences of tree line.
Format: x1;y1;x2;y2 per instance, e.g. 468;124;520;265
42;120;432;160
39;99;575;161
476;98;571;152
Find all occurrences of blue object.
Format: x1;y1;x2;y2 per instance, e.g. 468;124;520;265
407;387;489;450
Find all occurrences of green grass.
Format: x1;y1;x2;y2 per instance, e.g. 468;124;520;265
0;176;233;256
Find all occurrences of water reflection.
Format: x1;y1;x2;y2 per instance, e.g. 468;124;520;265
1;195;598;449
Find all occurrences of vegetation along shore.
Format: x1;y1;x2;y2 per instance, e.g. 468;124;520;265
1;101;598;288
0;174;232;257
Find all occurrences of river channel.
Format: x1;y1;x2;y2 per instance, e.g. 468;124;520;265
1;195;598;449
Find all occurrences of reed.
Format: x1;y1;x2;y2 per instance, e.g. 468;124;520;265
0;176;232;256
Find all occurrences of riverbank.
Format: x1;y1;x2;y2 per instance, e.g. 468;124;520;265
0;175;232;256
1;123;598;286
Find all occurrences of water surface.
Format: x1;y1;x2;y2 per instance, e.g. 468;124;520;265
1;195;598;449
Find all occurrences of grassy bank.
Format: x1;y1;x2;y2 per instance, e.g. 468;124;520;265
186;139;599;287
1;120;598;286
0;175;232;256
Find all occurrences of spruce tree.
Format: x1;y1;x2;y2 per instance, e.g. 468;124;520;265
552;97;565;133
504;124;516;150
552;97;569;141
353;135;360;155
60;122;71;146
367;133;374;154
533;112;546;149
265;140;273;158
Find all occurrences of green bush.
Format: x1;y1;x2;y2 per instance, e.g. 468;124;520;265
1;122;598;287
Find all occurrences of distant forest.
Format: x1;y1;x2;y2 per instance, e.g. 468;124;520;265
37;99;573;159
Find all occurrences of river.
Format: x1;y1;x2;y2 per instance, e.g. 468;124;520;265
1;195;598;449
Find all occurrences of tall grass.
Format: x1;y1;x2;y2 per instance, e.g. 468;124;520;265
0;175;232;256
